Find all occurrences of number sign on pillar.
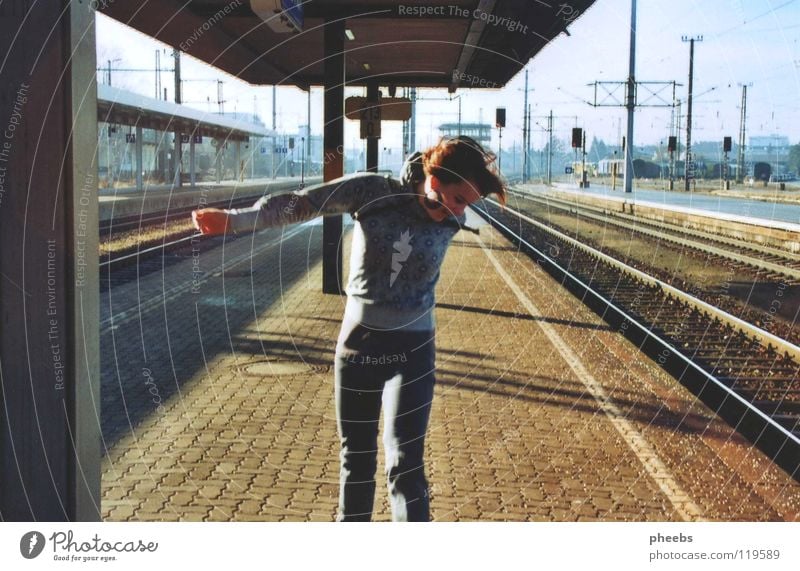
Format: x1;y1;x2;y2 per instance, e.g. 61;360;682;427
360;104;381;139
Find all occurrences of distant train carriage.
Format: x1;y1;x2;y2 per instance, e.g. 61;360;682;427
753;162;772;182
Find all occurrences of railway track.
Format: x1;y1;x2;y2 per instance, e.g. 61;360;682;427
100;193;261;236
471;199;800;481
99;177;322;236
99;179;323;278
510;189;800;282
100;232;215;292
506;189;800;348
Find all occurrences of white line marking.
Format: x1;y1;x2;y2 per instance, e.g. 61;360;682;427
477;235;706;522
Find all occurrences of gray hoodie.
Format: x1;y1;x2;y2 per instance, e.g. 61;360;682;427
227;153;466;331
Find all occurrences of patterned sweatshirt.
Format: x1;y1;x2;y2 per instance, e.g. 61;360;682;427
227;153;467;331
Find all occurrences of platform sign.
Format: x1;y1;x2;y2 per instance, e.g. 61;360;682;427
345;97;412;121
125;133;136;143
180;134;190;143
193;134;202;144
565;166;573;174
360;105;381;139
260;146;267;155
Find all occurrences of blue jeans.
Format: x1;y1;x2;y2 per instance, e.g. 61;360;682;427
334;321;436;522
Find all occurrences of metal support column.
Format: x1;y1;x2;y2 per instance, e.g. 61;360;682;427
682;35;702;191
685;39;695;191
173;51;182;189
581;130;588;188
366;83;379;172
235;140;242;181
322;20;345;294
457;95;462;137
498;127;503;173
523;69;529;183
402;88;409;156
271;136;276;179
737;84;748;184
669;149;675;191
526;103;531;181
547;110;553;185
272;85;277;130
409;87;417;153
135;124;143;192
215;141;222;184
723;149;729;190
623;0;637;193
189;134;196;187
173;134;181;188
0;0;100;521
250;141;255;180
307;87;312;161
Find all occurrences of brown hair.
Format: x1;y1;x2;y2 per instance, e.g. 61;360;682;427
421;136;506;206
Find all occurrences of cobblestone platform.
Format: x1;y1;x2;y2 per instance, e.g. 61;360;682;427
100;211;800;522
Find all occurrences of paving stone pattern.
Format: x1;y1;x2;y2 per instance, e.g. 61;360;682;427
100;217;800;521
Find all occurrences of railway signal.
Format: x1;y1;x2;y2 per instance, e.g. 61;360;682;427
668;136;677;190
496;107;506;172
571;127;582;148
723;136;732;190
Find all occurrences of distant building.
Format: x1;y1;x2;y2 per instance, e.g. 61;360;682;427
748;134;791;176
438;122;492;147
597;158;624;176
749;135;790;150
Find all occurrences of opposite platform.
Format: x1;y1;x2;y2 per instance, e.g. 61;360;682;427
523;183;800;254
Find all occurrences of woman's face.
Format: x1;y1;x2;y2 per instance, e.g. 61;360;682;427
420;175;481;221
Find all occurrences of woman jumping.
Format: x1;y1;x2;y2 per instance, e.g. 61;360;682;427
192;136;506;521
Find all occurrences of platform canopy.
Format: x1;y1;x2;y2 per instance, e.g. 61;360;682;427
98;84;275;141
99;0;596;91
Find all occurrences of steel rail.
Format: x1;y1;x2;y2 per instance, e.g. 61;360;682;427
100;195;258;235
99;177;323;235
471;200;800;479
513;187;800;261
99;234;198;268
510;189;800;280
484;199;800;363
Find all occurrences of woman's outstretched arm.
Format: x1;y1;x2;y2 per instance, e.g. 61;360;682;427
192;172;395;236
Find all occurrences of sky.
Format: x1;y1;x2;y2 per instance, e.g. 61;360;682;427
96;0;800;154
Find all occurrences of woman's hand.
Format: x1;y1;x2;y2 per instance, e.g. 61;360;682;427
192;208;231;236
